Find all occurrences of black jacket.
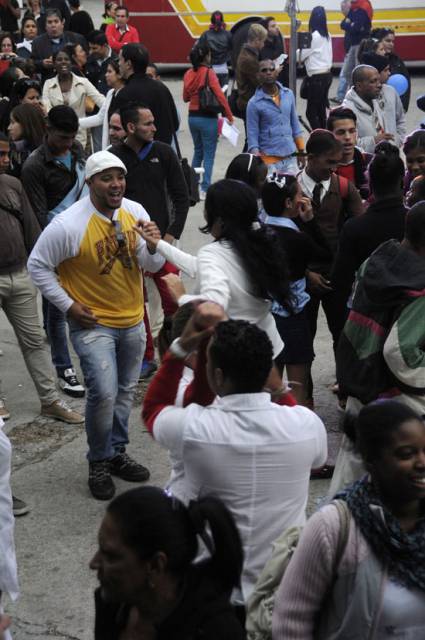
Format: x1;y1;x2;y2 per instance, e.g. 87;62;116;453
267;222;331;281
388;52;411;111
198;28;232;66
94;564;245;640
110;140;189;239
340;8;371;48
31;30;87;79
85;52;116;95
111;72;179;145
331;196;407;304
21;139;86;229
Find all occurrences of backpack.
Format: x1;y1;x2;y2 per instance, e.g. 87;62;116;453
245;500;350;640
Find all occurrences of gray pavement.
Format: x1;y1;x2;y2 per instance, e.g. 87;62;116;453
1;27;424;638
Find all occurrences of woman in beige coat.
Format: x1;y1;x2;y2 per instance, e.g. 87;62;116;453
42;49;105;148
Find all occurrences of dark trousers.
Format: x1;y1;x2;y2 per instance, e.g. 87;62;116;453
306;72;333;130
42;296;73;375
306;289;349;397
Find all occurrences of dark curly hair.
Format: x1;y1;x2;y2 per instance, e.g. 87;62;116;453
202;179;292;310
209;320;273;393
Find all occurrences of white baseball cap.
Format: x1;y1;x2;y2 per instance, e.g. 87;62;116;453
85;150;127;180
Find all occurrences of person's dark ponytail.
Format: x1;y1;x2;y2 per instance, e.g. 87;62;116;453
107;487;243;591
188;496;243;591
203;180;293;311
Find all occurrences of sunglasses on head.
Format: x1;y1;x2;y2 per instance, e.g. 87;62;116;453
112;219;132;269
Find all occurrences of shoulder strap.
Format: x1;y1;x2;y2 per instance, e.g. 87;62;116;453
337;174;349;200
332;499;351;573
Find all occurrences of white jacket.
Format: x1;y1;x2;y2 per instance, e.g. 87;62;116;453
155;239;284;357
79;88;116;150
297;31;333;76
43;73;105;147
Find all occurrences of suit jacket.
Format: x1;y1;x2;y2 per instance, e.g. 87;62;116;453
111;72;179;145
31;31;87;79
85;52;116;96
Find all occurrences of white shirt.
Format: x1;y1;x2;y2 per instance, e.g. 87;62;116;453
153;394;327;603
298;31;333;76
0;419;19;601
155;239;284;358
298;169;331;202
377;581;425;638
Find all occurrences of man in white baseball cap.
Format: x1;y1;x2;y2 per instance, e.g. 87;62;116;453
27;150;165;500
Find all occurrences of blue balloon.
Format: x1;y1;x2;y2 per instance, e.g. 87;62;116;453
387;73;408;96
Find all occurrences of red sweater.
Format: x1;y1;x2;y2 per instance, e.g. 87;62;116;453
105;23;139;53
183;65;233;121
143;346;296;435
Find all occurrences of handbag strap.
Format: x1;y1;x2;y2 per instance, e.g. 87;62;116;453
203;67;210;89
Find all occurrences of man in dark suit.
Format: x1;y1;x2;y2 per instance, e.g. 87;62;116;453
112;43;179;145
31;8;86;80
86;30;115;95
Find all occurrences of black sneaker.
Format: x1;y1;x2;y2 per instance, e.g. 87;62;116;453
13;495;29;516
58;368;85;398
88;460;115;500
110;450;150;482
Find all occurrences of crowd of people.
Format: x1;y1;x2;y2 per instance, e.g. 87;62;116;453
0;1;425;638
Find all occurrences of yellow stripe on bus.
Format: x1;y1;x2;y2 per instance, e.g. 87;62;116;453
168;1;425;37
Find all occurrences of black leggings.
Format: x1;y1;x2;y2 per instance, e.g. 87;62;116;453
305;72;333;130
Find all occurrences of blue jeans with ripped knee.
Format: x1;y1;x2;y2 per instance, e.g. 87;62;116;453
69;321;146;461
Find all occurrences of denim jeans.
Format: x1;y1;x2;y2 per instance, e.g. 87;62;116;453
42;297;73;375
188;115;218;192
69;321;146;461
266;156;299;176
341;45;359;94
336;64;349;101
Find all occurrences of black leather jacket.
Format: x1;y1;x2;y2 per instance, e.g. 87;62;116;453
198;28;232;66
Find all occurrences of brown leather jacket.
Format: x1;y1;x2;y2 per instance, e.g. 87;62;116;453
236;44;260;112
0;174;40;275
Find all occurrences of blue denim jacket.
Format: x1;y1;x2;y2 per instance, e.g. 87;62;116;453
246;83;302;157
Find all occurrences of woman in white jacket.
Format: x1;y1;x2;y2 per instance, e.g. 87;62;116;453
42;49;105;148
79;58;125;149
298;6;333;130
136;179;292;361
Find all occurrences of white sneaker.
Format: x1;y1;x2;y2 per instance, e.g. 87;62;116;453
0;399;10;420
199;190;207;201
58;367;85;398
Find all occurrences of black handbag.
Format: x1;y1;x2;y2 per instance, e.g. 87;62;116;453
173;132;199;207
300;75;310;100
199;69;222;115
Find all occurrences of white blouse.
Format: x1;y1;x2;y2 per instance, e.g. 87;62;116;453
298;30;333;76
156;239;283;357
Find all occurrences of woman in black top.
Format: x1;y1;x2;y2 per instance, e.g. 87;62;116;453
91;486;245;640
262;174;331;405
371;27;411;111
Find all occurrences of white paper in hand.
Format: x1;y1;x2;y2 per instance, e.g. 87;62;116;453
221;119;240;147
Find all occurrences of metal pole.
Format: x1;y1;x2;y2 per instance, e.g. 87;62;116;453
286;0;299;103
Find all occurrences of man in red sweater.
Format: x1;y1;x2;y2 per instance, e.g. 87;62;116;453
105;6;139;54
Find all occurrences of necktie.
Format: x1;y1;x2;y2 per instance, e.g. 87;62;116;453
312;182;323;207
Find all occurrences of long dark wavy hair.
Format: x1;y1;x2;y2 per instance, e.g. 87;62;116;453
201;179;292;310
309;6;329;39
